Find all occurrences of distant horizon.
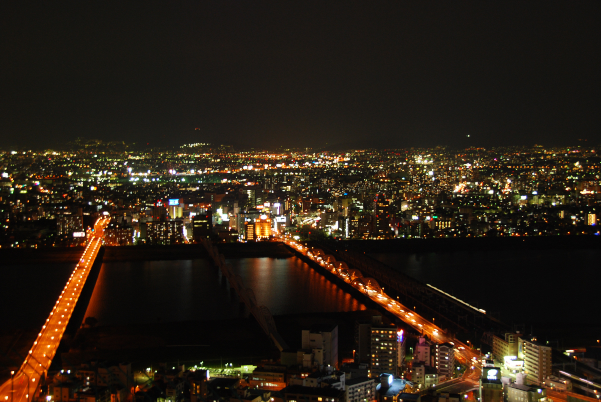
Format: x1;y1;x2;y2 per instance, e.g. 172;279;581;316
1;136;598;153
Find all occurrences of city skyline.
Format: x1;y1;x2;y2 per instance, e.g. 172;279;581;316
1;1;599;149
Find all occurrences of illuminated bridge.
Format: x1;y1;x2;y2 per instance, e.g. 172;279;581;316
311;240;509;337
0;217;110;402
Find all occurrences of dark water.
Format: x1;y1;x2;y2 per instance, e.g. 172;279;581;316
1;263;74;331
84;259;238;325
4;250;597;347
370;249;601;345
83;256;365;326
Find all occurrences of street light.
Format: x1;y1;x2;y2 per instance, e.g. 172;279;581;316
21;371;30;402
11;371;14;402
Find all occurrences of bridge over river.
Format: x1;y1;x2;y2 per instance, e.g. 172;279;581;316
0;217;109;402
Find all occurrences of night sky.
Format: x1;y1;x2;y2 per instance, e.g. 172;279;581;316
1;1;599;150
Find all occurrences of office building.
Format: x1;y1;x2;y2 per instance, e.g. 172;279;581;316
192;213;212;241
373;194;392;238
244;215;272;241
142;220;184;245
255;215;272;239
104;221;134;245
57;210;83;235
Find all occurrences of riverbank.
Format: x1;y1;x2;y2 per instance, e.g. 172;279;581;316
323;235;601;254
61;316;276;371
60;309;396;373
0;242;294;264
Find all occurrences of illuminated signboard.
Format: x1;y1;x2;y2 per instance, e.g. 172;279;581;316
169;199;179;206
483;368;500;381
73;232;86;238
397;329;404;343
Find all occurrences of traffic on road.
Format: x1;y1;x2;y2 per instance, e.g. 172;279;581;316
0;217;110;402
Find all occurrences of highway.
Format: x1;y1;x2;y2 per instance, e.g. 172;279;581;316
0;217;109;402
284;238;483;381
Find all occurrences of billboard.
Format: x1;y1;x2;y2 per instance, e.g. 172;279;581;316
73;232;86;238
169;199;179;206
482;367;501;381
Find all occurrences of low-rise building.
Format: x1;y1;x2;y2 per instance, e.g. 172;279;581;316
345;376;375;402
375;374;417;402
411;363;438;389
506;383;547;402
281;385;345;402
250;367;287;391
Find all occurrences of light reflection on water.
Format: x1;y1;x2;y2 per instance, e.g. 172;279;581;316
227;257;366;316
84;257;365;326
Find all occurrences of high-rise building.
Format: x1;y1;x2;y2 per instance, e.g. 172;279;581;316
57;210;83;236
244;222;256;241
354;320;372;365
255;215;272;239
519;339;552;385
373;194;391;238
104;221;134;245
370;323;398;377
142;220;184;245
587;213;597;225
435;342;455;380
243;215;273;241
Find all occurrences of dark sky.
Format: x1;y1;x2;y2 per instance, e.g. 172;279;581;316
1;1;599;150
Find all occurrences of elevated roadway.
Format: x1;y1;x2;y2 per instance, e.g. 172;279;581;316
0;217;109;402
283;238;484;378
